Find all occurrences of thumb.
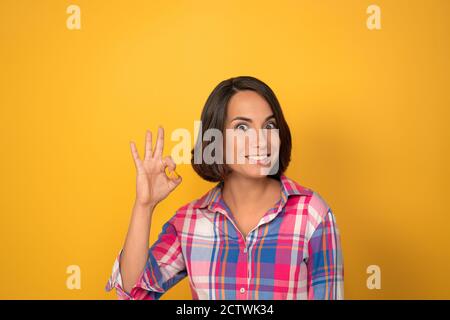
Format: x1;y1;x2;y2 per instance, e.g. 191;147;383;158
168;174;182;190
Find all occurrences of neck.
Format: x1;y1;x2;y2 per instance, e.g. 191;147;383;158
221;173;280;211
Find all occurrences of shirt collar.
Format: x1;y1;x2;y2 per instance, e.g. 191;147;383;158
193;174;312;214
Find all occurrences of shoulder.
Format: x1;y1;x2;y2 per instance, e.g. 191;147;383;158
282;175;333;229
167;200;198;227
167;183;219;228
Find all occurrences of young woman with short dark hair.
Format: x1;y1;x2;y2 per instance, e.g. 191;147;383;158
105;76;344;300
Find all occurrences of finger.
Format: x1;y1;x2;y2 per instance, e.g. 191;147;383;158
168;173;182;190
163;156;179;180
130;141;145;173
162;156;176;172
153;126;164;158
144;129;153;160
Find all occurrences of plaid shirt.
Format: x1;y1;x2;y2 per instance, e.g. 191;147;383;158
105;174;344;300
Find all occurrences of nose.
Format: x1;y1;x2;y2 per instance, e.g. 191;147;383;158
256;129;269;154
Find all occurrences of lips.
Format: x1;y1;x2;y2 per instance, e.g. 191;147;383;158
245;154;271;161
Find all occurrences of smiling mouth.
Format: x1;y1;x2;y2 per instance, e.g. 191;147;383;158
245;154;271;161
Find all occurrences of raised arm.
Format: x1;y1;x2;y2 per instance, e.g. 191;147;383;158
109;126;183;296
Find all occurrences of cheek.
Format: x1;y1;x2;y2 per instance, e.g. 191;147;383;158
267;130;280;153
223;134;247;162
243;136;251;152
230;135;248;153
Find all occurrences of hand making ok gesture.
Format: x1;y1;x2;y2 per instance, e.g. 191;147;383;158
129;126;182;208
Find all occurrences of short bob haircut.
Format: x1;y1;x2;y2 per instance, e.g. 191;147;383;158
190;76;292;182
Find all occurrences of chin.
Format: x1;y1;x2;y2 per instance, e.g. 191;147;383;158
232;165;274;179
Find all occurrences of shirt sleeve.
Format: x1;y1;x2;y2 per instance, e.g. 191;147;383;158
306;208;344;300
105;214;187;300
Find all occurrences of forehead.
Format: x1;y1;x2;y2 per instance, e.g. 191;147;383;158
226;90;272;119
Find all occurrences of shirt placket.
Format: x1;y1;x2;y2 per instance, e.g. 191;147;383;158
211;197;286;300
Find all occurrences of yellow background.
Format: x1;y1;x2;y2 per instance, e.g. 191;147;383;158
1;0;449;299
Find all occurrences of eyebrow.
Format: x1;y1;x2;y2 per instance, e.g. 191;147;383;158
230;114;275;123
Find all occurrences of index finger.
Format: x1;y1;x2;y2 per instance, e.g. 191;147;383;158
153;126;164;158
144;129;153;160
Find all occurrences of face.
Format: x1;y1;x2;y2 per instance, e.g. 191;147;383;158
223;90;280;178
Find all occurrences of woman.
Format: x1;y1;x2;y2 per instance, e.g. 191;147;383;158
105;76;344;300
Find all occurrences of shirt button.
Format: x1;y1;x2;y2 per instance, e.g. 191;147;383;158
240;287;246;294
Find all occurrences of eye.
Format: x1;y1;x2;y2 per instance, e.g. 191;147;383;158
234;123;249;131
265;121;277;129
